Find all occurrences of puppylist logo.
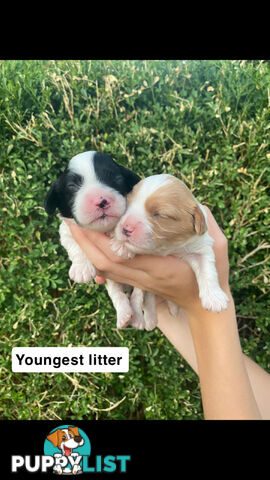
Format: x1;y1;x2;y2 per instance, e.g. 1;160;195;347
11;425;131;475
44;425;89;475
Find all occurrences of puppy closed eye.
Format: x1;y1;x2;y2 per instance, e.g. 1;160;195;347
152;211;177;220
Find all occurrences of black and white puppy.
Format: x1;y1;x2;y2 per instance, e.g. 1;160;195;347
44;151;142;328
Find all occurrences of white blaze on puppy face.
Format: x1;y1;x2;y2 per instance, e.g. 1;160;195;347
114;175;172;249
115;174;207;251
69;151;97;180
69;152;126;231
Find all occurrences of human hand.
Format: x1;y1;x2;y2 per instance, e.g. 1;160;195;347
63;206;230;317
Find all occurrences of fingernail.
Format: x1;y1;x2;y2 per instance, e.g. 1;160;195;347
95;276;106;284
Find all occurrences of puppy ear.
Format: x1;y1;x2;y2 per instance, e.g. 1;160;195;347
44;180;59;214
118;165;141;194
192;204;207;235
47;429;61;447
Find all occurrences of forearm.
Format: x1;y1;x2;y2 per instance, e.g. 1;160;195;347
188;290;261;419
157;301;198;372
158;292;262;419
65;216;265;419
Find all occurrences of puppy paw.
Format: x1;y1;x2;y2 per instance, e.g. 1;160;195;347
200;288;229;312
73;465;81;475
144;315;157;331
54;466;62;475
130;311;145;329
116;305;133;329
110;238;134;259
69;262;96;283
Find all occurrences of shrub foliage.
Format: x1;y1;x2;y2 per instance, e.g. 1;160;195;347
0;60;269;420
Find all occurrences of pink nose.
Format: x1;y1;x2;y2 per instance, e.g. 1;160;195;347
95;198;109;208
122;225;135;237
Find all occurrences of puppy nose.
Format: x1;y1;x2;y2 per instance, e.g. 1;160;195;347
122;225;134;237
97;198;108;208
74;435;82;443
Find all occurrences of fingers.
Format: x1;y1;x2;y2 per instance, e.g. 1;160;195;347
97;271;146;290
70;226;123;262
203;205;228;256
65;220;113;272
64;219;153;288
95;267;153;293
203;205;227;242
64;222;135;265
63;219;164;272
82;230;158;271
105;265;151;289
202;206;229;287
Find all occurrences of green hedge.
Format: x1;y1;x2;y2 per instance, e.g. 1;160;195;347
0;60;269;420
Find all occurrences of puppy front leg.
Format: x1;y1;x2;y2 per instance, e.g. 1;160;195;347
59;220;96;283
185;250;229;313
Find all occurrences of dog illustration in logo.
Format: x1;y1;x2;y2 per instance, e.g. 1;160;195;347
47;426;84;475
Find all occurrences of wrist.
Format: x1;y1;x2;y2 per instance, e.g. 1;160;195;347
184;284;233;322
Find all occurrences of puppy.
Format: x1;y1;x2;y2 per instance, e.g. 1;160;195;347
44;151;142;328
111;174;229;330
47;426;84;475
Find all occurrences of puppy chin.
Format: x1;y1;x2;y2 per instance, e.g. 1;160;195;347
77;215;120;232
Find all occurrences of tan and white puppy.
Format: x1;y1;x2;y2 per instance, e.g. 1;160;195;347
111;174;229;330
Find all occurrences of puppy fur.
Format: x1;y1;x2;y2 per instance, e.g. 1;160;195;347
44;151;142;328
111;174;229;330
